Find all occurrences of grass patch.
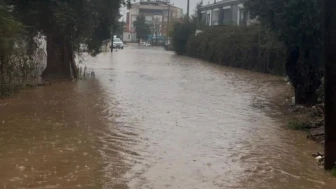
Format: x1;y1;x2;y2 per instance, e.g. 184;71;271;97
287;120;307;130
332;167;336;177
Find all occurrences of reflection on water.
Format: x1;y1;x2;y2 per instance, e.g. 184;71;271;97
0;46;335;189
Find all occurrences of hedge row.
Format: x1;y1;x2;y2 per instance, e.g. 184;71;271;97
185;25;286;75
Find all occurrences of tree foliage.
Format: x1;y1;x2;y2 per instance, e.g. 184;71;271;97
245;0;323;105
171;20;196;55
6;0;130;80
187;25;286;74
191;1;205;30
114;21;126;38
9;0;129;55
0;1;23;55
133;15;151;41
0;0;25;97
245;0;323;50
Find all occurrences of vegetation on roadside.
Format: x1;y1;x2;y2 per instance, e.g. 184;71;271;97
187;25;286;75
0;0;130;97
245;0;323;105
332;166;336;177
0;0;38;97
287;120;307;131
6;0;129;80
171;0;324;106
133;15;151;42
171;19;196;55
114;21;126;39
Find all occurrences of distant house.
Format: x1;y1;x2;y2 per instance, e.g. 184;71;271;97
123;0;183;43
200;0;252;27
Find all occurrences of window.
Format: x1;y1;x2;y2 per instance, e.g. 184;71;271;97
206;13;211;26
114;38;122;42
238;9;246;26
212;9;219;25
222;6;232;25
145;16;152;22
201;11;206;24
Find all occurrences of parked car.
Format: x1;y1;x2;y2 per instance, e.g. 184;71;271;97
140;42;151;46
112;38;124;49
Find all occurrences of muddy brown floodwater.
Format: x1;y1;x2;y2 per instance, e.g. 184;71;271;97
1;46;336;189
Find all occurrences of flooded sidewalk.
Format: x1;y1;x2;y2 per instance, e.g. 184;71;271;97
0;47;335;189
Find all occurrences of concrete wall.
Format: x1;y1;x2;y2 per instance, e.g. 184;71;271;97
123;32;137;42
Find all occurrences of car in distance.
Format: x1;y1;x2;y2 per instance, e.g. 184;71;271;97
113;38;124;49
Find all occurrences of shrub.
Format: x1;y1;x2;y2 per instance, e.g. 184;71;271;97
186;25;286;75
332;166;336;177
171;20;195;55
287;120;307;131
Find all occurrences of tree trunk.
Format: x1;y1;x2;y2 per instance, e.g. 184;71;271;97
42;36;77;80
69;47;78;79
285;47;322;105
0;50;5;93
294;84;318;105
324;0;336;170
111;37;114;52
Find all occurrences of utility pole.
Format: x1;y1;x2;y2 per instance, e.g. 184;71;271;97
111;25;114;52
187;0;190;19
165;1;172;47
324;0;336;170
167;3;171;36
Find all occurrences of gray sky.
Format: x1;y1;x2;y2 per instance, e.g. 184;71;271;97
170;0;200;14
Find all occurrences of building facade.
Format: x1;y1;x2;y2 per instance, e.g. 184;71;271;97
200;0;251;27
123;0;183;43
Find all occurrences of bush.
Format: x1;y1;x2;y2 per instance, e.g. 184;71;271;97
186;25;286;75
171;20;195;55
287;120;307;131
332;166;336;177
0;2;46;98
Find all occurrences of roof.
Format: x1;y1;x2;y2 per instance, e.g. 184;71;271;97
200;0;246;10
130;2;182;11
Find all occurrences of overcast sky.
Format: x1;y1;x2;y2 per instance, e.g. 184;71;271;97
170;0;200;14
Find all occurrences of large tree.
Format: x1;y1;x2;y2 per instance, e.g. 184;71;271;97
114;21;126;38
0;0;23;96
171;19;196;55
245;0;323;105
133;15;151;42
191;1;204;30
7;0;130;80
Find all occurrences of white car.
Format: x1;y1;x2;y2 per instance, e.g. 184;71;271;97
112;38;124;49
140;42;151;46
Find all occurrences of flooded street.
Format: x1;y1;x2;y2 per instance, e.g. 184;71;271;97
1;46;335;188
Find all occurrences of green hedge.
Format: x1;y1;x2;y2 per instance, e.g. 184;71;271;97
186;25;286;75
171;21;195;55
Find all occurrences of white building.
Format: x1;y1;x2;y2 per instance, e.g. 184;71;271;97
200;0;251;27
123;0;183;43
